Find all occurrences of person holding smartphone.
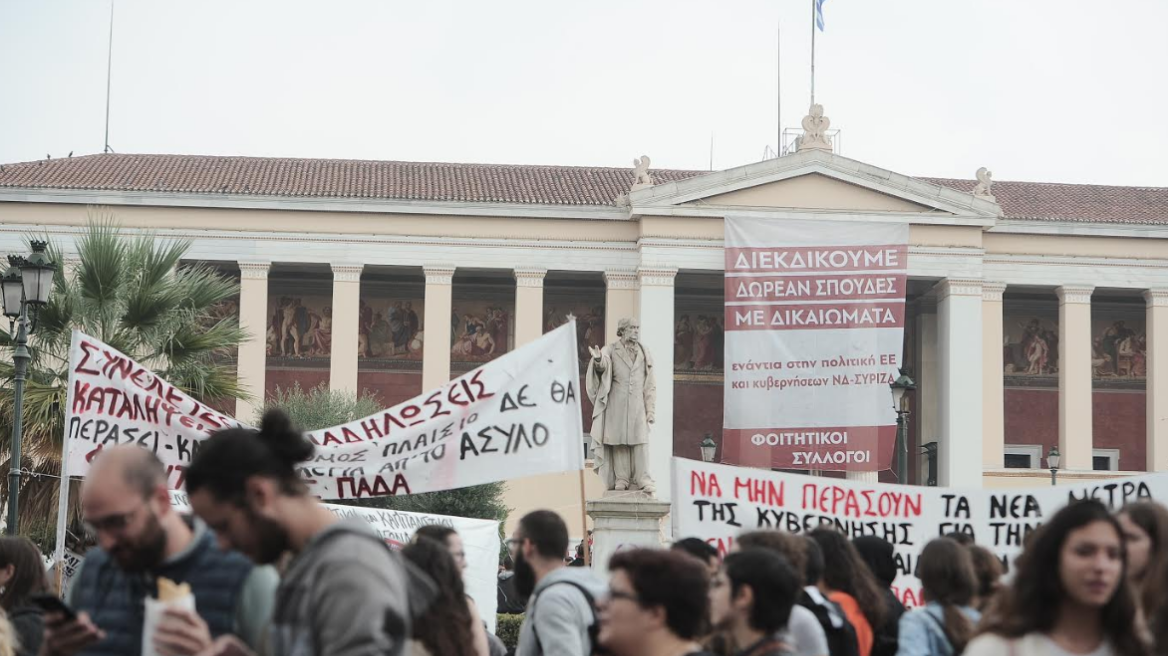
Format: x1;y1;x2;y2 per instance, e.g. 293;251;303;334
40;446;279;656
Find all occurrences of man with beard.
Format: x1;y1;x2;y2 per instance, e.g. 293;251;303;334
512;510;605;656
184;409;436;656
41;446;276;656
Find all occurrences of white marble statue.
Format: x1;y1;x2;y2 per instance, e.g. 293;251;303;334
973;167;995;201
798;104;833;152
631;156;654;190
586;318;657;494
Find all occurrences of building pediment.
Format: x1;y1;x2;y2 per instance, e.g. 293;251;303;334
628;149;1001;227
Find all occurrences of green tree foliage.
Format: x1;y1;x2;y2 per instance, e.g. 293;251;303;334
0;218;245;547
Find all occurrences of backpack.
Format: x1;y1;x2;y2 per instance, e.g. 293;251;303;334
798;593;860;656
529;579;604;655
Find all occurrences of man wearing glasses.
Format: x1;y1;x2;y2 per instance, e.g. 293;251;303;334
40;446;278;656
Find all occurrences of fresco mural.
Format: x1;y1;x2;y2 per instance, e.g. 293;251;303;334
675;296;724;375
360;298;424;360
267;295;332;359
1092;307;1146;379
1003;311;1060;376
543;296;605;368
450;301;513;364
1002;302;1147;387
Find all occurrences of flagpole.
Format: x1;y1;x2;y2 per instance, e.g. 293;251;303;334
777;19;782;153
810;0;816;106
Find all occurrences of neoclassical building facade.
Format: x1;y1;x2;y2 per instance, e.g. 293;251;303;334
1;147;1165;534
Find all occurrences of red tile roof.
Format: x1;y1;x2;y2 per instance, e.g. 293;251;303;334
0;153;1164;225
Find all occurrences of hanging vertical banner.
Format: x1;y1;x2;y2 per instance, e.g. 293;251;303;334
723;216;908;471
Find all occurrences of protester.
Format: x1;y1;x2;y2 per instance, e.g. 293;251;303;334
942;532;974;547
569;544;587;568
736;531;829;656
673;537;720;576
1116;501;1168;637
896;538;980;656
497;554;527;615
710;549;800;656
598;548;713;656
852;536;905;656
801;537;860;656
808;529;886;656
412;525;501;656
402;537;481;656
965;545;1003;613
40;446;277;656
965;500;1149;656
512;510;605;656
0;537;49;656
185;409;436;656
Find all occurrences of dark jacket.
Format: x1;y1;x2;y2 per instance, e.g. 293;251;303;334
871;587;905;656
8;605;43;656
68;519;259;656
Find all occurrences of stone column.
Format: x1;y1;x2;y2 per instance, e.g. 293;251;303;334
915;300;939;484
937;279;984;487
422;265;456;390
604;269;639;346
1147;290;1168;471
982;283;1007;468
329;264;363;394
514;268;547;347
1057;285;1094;471
236;261;270;421
638;267;677;501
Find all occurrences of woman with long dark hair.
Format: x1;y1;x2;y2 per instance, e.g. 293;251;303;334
966;500;1148;656
896;538;979;656
402;536;479;656
809;529;886;656
0;537;49;656
1116;502;1168;639
413;524;495;656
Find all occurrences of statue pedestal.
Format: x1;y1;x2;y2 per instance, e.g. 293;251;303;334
586;492;672;573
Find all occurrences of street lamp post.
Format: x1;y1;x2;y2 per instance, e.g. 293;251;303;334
1048;446;1061;487
700;433;717;463
889;371;916;484
2;241;56;536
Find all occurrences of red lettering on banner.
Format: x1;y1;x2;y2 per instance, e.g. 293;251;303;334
733;476;784;507
75;341;102;375
335;474;412;499
709;536;734;557
801;483;923;519
690;471;723;498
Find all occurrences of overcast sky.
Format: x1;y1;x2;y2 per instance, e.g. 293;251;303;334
1;0;1165;186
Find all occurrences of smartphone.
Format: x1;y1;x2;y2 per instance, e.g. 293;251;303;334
29;594;77;620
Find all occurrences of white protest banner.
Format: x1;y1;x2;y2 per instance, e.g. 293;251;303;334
723;216;908;471
61;322;584;499
672;457;1164;608
168;490;501;631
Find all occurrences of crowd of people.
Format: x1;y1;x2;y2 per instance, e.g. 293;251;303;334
0;411;1165;655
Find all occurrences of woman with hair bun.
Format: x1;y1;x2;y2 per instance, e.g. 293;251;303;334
186;409;438;656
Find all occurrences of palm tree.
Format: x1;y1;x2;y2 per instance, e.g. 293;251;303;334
0;218;246;547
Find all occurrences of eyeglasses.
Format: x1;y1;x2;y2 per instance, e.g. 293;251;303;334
604;590;641;605
83;502;146;534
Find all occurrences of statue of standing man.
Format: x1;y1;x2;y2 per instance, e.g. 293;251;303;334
586;318;656;495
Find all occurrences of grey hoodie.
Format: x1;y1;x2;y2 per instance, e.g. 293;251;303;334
267;518;436;656
516;566;607;656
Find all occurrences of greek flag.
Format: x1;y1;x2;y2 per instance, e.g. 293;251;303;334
815;0;826;31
